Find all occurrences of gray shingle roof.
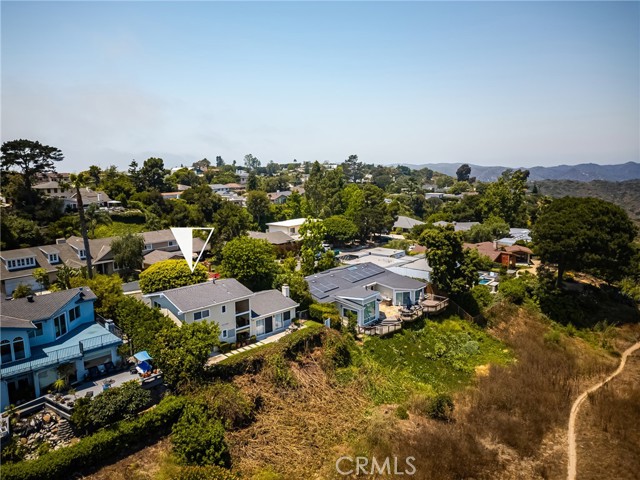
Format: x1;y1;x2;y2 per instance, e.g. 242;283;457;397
394;216;425;230
0;288;97;327
152;279;253;313
250;290;299;318
305;262;425;304
247;231;295;245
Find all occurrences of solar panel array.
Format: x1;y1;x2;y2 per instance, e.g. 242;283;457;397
308;263;386;300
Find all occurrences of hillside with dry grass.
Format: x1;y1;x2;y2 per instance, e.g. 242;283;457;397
84;304;640;480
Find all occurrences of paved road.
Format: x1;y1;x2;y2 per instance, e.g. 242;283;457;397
567;341;640;480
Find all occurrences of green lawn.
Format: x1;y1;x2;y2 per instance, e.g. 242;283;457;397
357;316;512;400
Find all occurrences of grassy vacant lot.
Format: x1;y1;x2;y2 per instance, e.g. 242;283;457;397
93;221;147;238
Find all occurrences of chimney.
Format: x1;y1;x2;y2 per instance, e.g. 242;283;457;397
493;240;498;250
27;294;34;303
282;284;290;298
56;238;66;244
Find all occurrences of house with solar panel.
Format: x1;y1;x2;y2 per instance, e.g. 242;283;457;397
0;288;123;410
305;263;426;326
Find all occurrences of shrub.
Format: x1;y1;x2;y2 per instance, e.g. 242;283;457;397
196;382;255;429
71;380;151;434
309;303;340;325
428;393;455;421
12;284;34;299
498;277;528;304
171;403;229;467
139;259;208;294
395;405;409;420
2;396;186;480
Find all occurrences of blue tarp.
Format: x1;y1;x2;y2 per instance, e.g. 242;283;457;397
138;360;152;373
134;351;152;362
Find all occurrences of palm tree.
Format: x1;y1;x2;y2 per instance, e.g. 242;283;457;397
68;173;94;279
85;203;112;237
55;265;80;289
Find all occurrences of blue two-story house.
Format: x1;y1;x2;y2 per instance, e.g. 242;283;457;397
0;288;122;410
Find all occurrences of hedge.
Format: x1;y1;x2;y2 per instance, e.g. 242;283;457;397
2;395;187;480
208;321;325;379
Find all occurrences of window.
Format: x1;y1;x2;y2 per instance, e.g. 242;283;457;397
29;322;44;338
256;318;265;336
1;340;12;363
7;260;16;269
143;244;152;251
78;250;86;259
283;311;291;322
275;315;283;330
49;253;59;264
54;313;67;338
222;330;227;338
221;305;226;314
194;309;210;321
289;227;296;234
168;240;176;247
69;306;81;321
13;337;25;360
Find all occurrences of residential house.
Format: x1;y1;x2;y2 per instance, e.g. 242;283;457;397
267;190;292;205
433;220;480;232
0;229;208;297
463;241;533;268
161;192;183;200
33;181;112;212
236;171;250;185
306;262;426;326
497;228;532;247
393;216;425;231
337;248;431;282
0;288;122;410
247;231;298;256
144;280;298;344
266;218;310;240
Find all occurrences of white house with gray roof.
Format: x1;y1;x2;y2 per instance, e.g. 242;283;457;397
305;262;426;326
144;279;298;343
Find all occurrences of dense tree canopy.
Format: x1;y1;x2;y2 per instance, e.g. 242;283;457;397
139;259;208;294
532;197;638;286
456;164;471;182
420;226;479;295
111;233;145;278
220;237;278;291
1;139;63;194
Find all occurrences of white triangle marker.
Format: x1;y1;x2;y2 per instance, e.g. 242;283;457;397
170;227;214;273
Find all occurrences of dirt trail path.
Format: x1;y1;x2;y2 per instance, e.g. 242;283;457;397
567;341;640;480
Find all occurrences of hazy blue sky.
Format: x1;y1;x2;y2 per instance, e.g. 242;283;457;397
2;1;639;171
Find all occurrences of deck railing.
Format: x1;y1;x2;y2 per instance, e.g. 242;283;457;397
358;322;402;337
0;333;122;378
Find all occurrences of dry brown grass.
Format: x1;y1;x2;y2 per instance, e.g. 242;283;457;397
575;353;640;480
225;354;369;480
353;304;619;480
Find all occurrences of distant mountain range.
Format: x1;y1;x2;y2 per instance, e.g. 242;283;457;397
401;161;640;182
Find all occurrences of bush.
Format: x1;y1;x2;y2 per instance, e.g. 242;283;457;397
139;259;208;294
309;303;340;324
195;383;255;429
171;403;229;467
395;405;409;420
498;277;528;304
71;380;151;434
2;396;186;480
428;393;455;421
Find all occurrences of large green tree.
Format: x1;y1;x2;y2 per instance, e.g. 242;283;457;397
111;233;145;278
420;226;479;295
532;197;638;287
323;215;359;246
479;169;529;226
1;139;63;201
220;237;278;291
246;190;272;229
139;259;208;294
70;274;125;320
299;218;327;275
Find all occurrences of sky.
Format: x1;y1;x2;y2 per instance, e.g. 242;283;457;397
2;1;639;172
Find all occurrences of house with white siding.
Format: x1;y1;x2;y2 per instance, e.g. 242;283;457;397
144;279;298;344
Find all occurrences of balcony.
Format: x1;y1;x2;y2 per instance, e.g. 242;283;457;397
0;323;122;378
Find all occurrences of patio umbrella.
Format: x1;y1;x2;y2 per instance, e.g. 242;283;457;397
133;351;152;363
